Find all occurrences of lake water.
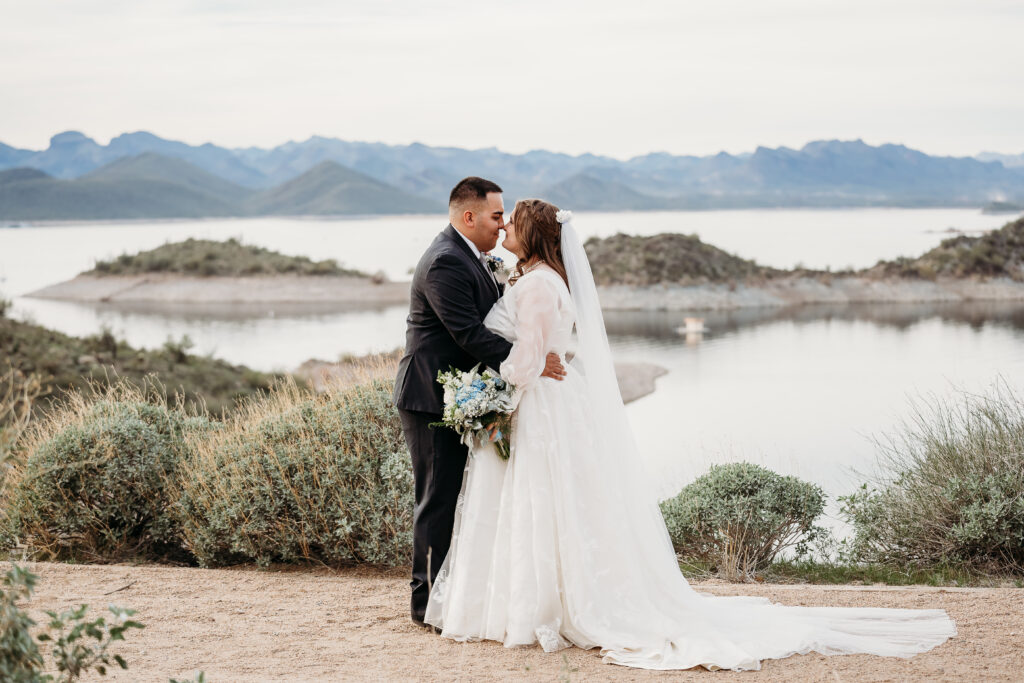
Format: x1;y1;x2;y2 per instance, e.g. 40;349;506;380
1;209;1022;521
0;208;1006;296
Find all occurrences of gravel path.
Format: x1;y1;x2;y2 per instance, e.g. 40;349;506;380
7;561;1021;682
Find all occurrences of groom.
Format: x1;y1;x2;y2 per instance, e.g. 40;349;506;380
393;176;565;628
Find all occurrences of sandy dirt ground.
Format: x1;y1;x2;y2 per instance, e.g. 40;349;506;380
7;561;1022;682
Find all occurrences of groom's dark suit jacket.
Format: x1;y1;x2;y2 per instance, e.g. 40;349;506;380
393;224;513;415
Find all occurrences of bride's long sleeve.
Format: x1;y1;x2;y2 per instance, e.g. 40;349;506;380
500;275;563;393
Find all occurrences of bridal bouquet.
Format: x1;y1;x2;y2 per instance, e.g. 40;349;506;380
434;364;515;460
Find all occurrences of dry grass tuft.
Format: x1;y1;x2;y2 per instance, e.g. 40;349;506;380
2;378;213;561
842;380;1024;574
175;376;412;568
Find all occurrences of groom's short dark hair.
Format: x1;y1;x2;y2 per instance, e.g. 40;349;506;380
449;177;503;208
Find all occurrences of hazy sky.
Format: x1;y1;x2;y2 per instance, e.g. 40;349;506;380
2;0;1022;159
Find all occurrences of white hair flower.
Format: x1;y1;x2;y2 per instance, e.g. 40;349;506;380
555;209;574;224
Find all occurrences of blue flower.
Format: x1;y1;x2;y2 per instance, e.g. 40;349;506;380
455;385;482;406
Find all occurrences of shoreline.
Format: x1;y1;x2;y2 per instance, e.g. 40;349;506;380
27;273;1024;311
27;273;411;305
597;275;1024;311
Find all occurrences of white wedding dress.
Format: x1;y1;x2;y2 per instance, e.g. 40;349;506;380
424;226;956;671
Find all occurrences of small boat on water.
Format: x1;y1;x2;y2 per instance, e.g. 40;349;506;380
676;317;706;335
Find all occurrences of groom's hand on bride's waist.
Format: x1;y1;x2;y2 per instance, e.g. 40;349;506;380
541;352;566;381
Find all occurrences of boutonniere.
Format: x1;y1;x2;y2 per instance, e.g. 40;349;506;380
482;253;510;285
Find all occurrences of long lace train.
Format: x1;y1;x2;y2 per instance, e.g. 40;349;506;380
424;266;955;671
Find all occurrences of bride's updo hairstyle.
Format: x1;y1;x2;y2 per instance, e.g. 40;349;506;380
509;198;569;288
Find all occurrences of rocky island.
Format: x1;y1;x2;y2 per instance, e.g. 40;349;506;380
19;237;668;404
30;218;1024;312
586;216;1024;310
28;237;410;306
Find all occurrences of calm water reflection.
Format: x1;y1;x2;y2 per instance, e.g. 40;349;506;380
19;297;410;370
607;301;1024;508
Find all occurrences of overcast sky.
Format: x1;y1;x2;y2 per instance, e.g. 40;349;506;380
2;0;1022;159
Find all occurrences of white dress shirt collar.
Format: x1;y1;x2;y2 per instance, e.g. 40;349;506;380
454;226;483;259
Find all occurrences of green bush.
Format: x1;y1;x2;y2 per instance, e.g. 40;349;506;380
873;216;1024;280
176;378;413;568
660;462;826;579
1;564;143;682
6;388;214;562
162;335;194;365
841;383;1024;573
1;565;42;680
583;233;781;286
1;316;277;420
90;237;369;278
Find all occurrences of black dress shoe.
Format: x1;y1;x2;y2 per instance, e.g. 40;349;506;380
412;617;442;634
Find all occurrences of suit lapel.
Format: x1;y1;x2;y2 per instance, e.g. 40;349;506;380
443;224;500;299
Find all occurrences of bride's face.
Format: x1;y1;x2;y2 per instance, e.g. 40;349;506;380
502;211;523;257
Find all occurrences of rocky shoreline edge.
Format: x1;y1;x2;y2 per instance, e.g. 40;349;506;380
596;275;1024;310
27;273;411;305
28;273;1024;312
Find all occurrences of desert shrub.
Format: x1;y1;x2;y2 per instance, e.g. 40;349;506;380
1;368;40;456
4;383;215;561
0;296;10;318
176;378;412;568
1;564;142;682
660;462;826;579
85;326;118;360
161;335;194;365
584;233;781;286
89;238;368;278
0;316;276;420
872;216;1024;280
1;369;43;553
841;382;1024;573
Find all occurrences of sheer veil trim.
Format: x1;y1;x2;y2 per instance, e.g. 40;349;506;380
560;220;668;520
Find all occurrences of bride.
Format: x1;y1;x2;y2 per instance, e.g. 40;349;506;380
423;199;956;671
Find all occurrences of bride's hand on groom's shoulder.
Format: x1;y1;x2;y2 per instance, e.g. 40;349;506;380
541;352;566;381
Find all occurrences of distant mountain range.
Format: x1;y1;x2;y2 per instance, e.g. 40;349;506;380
976;152;1024;169
0;150;435;220
1;130;1023;219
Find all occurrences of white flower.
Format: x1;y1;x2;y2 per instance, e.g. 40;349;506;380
555;209;573;224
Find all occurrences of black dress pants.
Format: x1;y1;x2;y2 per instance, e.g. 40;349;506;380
398;408;468;622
